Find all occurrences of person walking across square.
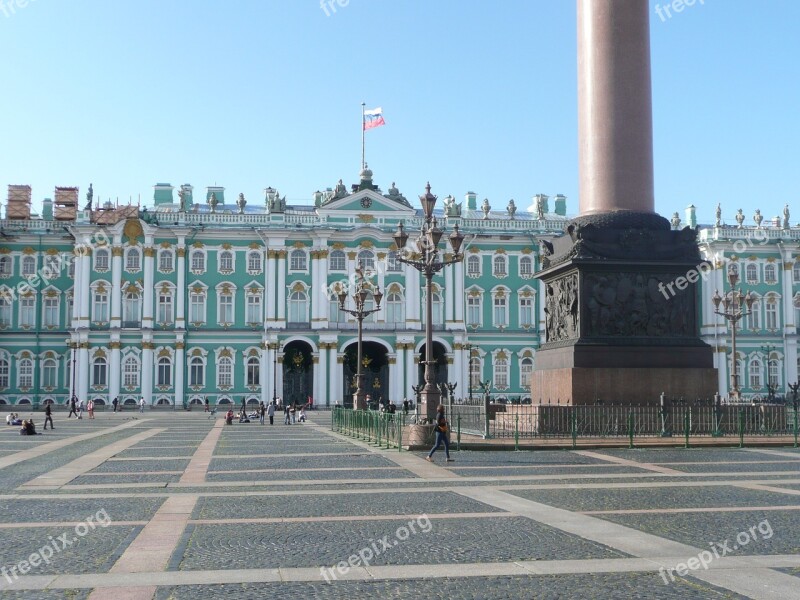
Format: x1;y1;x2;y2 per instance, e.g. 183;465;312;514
68;397;78;418
259;401;265;425
267;400;276;425
44;403;54;430
426;405;454;463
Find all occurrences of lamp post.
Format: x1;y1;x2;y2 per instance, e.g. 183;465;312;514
394;183;465;421
66;338;77;404
712;268;754;402
760;343;777;402
338;266;383;410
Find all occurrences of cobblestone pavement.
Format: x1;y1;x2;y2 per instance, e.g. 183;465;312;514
1;412;800;599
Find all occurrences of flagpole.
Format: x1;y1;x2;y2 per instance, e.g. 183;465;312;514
361;102;366;172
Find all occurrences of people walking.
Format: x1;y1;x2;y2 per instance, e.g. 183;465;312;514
87;399;95;419
259;401;265;425
290;404;297;424
68;397;78;418
44;403;54;430
77;398;84;420
112;397;118;413
139;397;145;413
204;397;210;413
426;405;454;463
284;404;290;425
267;400;276;425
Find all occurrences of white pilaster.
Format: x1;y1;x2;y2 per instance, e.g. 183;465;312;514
329;345;339;406
77;345;89;401
445;262;454;325
79;253;91;328
405;345;417;399
142;344;153;406
312;353;321;405
266;250;276;323
395;346;406;401
176;244;186;328
142;245;154;328
260;343;269;406
406;264;420;326
318;345;328;405
174;342;185;408
109;341;121;402
110;245;122;328
453;346;463;400
454;260;464;324
276;251;286;327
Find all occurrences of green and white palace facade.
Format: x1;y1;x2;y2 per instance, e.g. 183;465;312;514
0;169;799;408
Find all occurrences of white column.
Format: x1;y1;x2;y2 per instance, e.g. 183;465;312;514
260;344;269;405
406;264;420;326
319;249;330;325
445;261;455;325
312;353;321;405
405;345;417;399
453;345;463;400
176;245;186;329
716;347;728;397
174;342;185;408
142;344;153;406
79;252;91;328
395;345;406;401
317;345;328;405
276;250;286;327
78;344;89;401
142;245;154;328
109;341;121;402
538;278;547;338
276;354;284;400
110;245;122;328
265;344;275;403
310;251;320;323
328;345;339;406
454;260;464;324
265;250;276;323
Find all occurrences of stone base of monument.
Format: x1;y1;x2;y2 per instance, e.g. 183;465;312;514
406;423;436;448
533;211;718;405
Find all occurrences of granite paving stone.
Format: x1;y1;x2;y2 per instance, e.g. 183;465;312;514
205;468;416;482
87;459;191;473
0;497;164;522
208;455;395;470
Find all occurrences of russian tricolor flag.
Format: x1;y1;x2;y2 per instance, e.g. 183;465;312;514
363;107;386;130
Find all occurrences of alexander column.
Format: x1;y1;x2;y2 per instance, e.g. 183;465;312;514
531;0;717;405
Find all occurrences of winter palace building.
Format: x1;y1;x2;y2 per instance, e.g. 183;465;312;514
0;169;798;407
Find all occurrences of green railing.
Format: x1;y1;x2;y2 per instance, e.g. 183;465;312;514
449;403;800;448
332;407;405;451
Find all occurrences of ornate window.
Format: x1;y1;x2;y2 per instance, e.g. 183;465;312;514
745;263;758;284
519;256;533;277
217;356;233;388
158;249;174;272
519;295;534;329
246;356;260;386
746;299;760;331
467;255;481;277
794;295;800;327
43;295;60;327
493;255;507;277
20;295;35;327
190;250;206;273
733;358;743;390
0;355;8;388
749;358;762;388
157;289;174;325
92;357;107;387
0;294;10;327
247;251;262;273
357;250;375;272
768;359;780;388
493;292;508;328
93;289;109;323
467;293;482;328
158;357;172;387
189;288;206;325
387;251;402;272
94;248;109;271
41;359;57;388
18;358;33;388
288;289;309;323
123;355;140;388
329;250;346;271
189;356;205;386
217;289;234;325
290;249;307;272
423;288;443;326
794;262;800;283
386;291;405;324
329;292;345;323
122;290;141;326
246;293;262;325
764;263;777;284
21;255;36;276
520;356;534;388
469;355;482;390
765;297;779;330
125;248;141;271
0;256;11;276
218;250;234;273
493;354;509;390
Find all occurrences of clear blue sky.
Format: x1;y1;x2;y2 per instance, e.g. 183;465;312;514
1;0;797;225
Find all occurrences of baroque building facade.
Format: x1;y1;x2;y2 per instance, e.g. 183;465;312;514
0;169;568;408
1;172;798;408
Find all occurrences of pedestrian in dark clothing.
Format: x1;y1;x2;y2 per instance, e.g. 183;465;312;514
44;404;54;430
68;397;78;418
426;405;454;463
112;397;119;413
267;401;276;425
284;404;290;425
205;397;210;412
241;397;247;417
259;401;265;425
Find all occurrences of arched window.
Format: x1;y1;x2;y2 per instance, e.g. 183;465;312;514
493;293;508;327
747;300;761;331
189;289;206;324
157;289;174;325
0;356;8;388
768;359;780;388
219;250;234;272
749;358;762;388
493;255;506;277
123;291;141;326
469;356;482;390
329;250;346;271
387;251;402;272
745;263;758;284
18;358;33;388
94;249;109;271
467;255;481;276
22;255;36;276
126;248;141;271
247;251;262;272
123;356;140;388
290;249;307;271
765;298;779;330
20;295;35;327
329;293;344;323
218;357;233;388
357;250;375;272
519;296;533;328
43;295;59;327
424;290;443;325
519;256;533;276
247;356;260;386
92;357;107;386
494;357;509;389
158;357;172;387
246;293;262;324
41;359;56;388
386;292;405;323
0;294;10;326
467;294;482;327
794;263;800;283
520;357;534;388
764;263;777;284
189;356;204;386
734;358;743;390
159;250;174;272
190;250;205;272
289;290;308;323
0;256;11;275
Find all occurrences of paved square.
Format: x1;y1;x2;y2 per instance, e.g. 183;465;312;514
1;411;799;599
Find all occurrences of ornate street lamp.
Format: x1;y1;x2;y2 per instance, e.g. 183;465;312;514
394;183;465;421
338;267;383;410
712;267;754;402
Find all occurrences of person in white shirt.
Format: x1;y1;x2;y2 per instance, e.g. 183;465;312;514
139;397;145;413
